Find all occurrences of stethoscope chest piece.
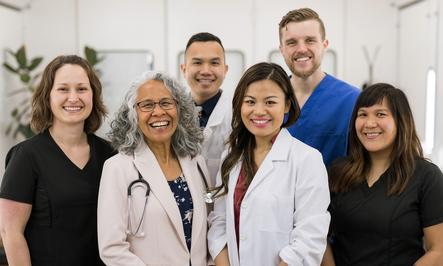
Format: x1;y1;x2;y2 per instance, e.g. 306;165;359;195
204;192;214;204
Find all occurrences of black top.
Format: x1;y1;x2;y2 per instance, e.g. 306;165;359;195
168;175;194;251
330;158;443;266
0;130;115;266
196;90;222;128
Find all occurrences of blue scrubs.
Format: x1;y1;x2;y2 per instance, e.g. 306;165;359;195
287;74;360;166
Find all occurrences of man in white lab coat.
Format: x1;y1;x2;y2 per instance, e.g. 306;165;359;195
181;32;232;185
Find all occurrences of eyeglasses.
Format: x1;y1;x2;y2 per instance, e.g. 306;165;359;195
136;98;177;112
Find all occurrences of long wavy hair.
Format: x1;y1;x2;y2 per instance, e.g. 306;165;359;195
213;62;299;197
329;83;423;196
107;71;203;158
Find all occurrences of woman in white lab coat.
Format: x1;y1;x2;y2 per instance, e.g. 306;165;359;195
207;62;330;266
97;71;210;266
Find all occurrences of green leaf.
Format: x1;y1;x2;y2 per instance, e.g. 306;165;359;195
18;124;35;138
11;108;18;117
20;73;31;83
3;62;18;73
28;57;43;71
16;45;28;69
84;46;97;64
5;123;12;136
28;85;36;93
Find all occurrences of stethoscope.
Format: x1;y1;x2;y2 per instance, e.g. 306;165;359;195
126;170;150;237
126;163;213;238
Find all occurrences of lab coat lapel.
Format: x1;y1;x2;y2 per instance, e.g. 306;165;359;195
180;156;205;251
244;129;290;197
132;142;187;249
226;161;242;261
204;90;228;138
244;158;273;198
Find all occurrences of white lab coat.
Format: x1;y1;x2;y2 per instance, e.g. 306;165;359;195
97;141;210;266
207;128;330;266
202;90;232;184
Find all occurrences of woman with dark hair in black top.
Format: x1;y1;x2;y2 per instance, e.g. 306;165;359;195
322;83;443;266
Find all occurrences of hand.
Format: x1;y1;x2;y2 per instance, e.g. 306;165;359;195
278;261;288;266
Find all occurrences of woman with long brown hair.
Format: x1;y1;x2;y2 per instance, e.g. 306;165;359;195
322;83;443;265
208;62;330;266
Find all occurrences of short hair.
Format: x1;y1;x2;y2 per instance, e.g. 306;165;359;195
108;71;203;157
31;55;106;133
184;32;225;54
279;7;326;41
214;62;300;197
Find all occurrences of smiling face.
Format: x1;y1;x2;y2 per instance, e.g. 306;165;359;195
355;98;397;159
180;41;228;104
50;64;93;129
241;79;289;144
136;80;178;147
279;19;328;79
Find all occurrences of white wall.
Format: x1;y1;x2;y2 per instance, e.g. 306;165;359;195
23;0;77;68
78;0;165;69
0;6;24;177
434;0;443;166
1;0;443;174
345;0;397;87
168;0;254;73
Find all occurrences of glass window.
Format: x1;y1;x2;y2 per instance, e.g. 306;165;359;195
95;50;154;138
423;68;436;154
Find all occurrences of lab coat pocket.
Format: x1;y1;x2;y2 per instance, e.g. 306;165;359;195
258;193;293;233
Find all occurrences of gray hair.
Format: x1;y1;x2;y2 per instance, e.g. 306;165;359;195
107;71;203;157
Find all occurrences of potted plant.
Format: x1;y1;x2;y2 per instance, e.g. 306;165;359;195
3;45;43;139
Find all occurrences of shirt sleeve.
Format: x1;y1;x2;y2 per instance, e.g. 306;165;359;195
279;148;331;266
0;143;37;204
419;161;443;227
207;154;229;260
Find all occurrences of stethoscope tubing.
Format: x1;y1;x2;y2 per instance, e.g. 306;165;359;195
126;170;150;237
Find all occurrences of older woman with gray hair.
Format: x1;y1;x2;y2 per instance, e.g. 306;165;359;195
97;71;211;266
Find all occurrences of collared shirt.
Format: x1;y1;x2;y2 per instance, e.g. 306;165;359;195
196;90;222;128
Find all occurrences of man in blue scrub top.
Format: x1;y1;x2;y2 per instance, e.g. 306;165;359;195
279;8;360;166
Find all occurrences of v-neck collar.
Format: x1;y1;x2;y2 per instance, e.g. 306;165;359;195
46;129;93;172
360;170;388;197
298;73;330;115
